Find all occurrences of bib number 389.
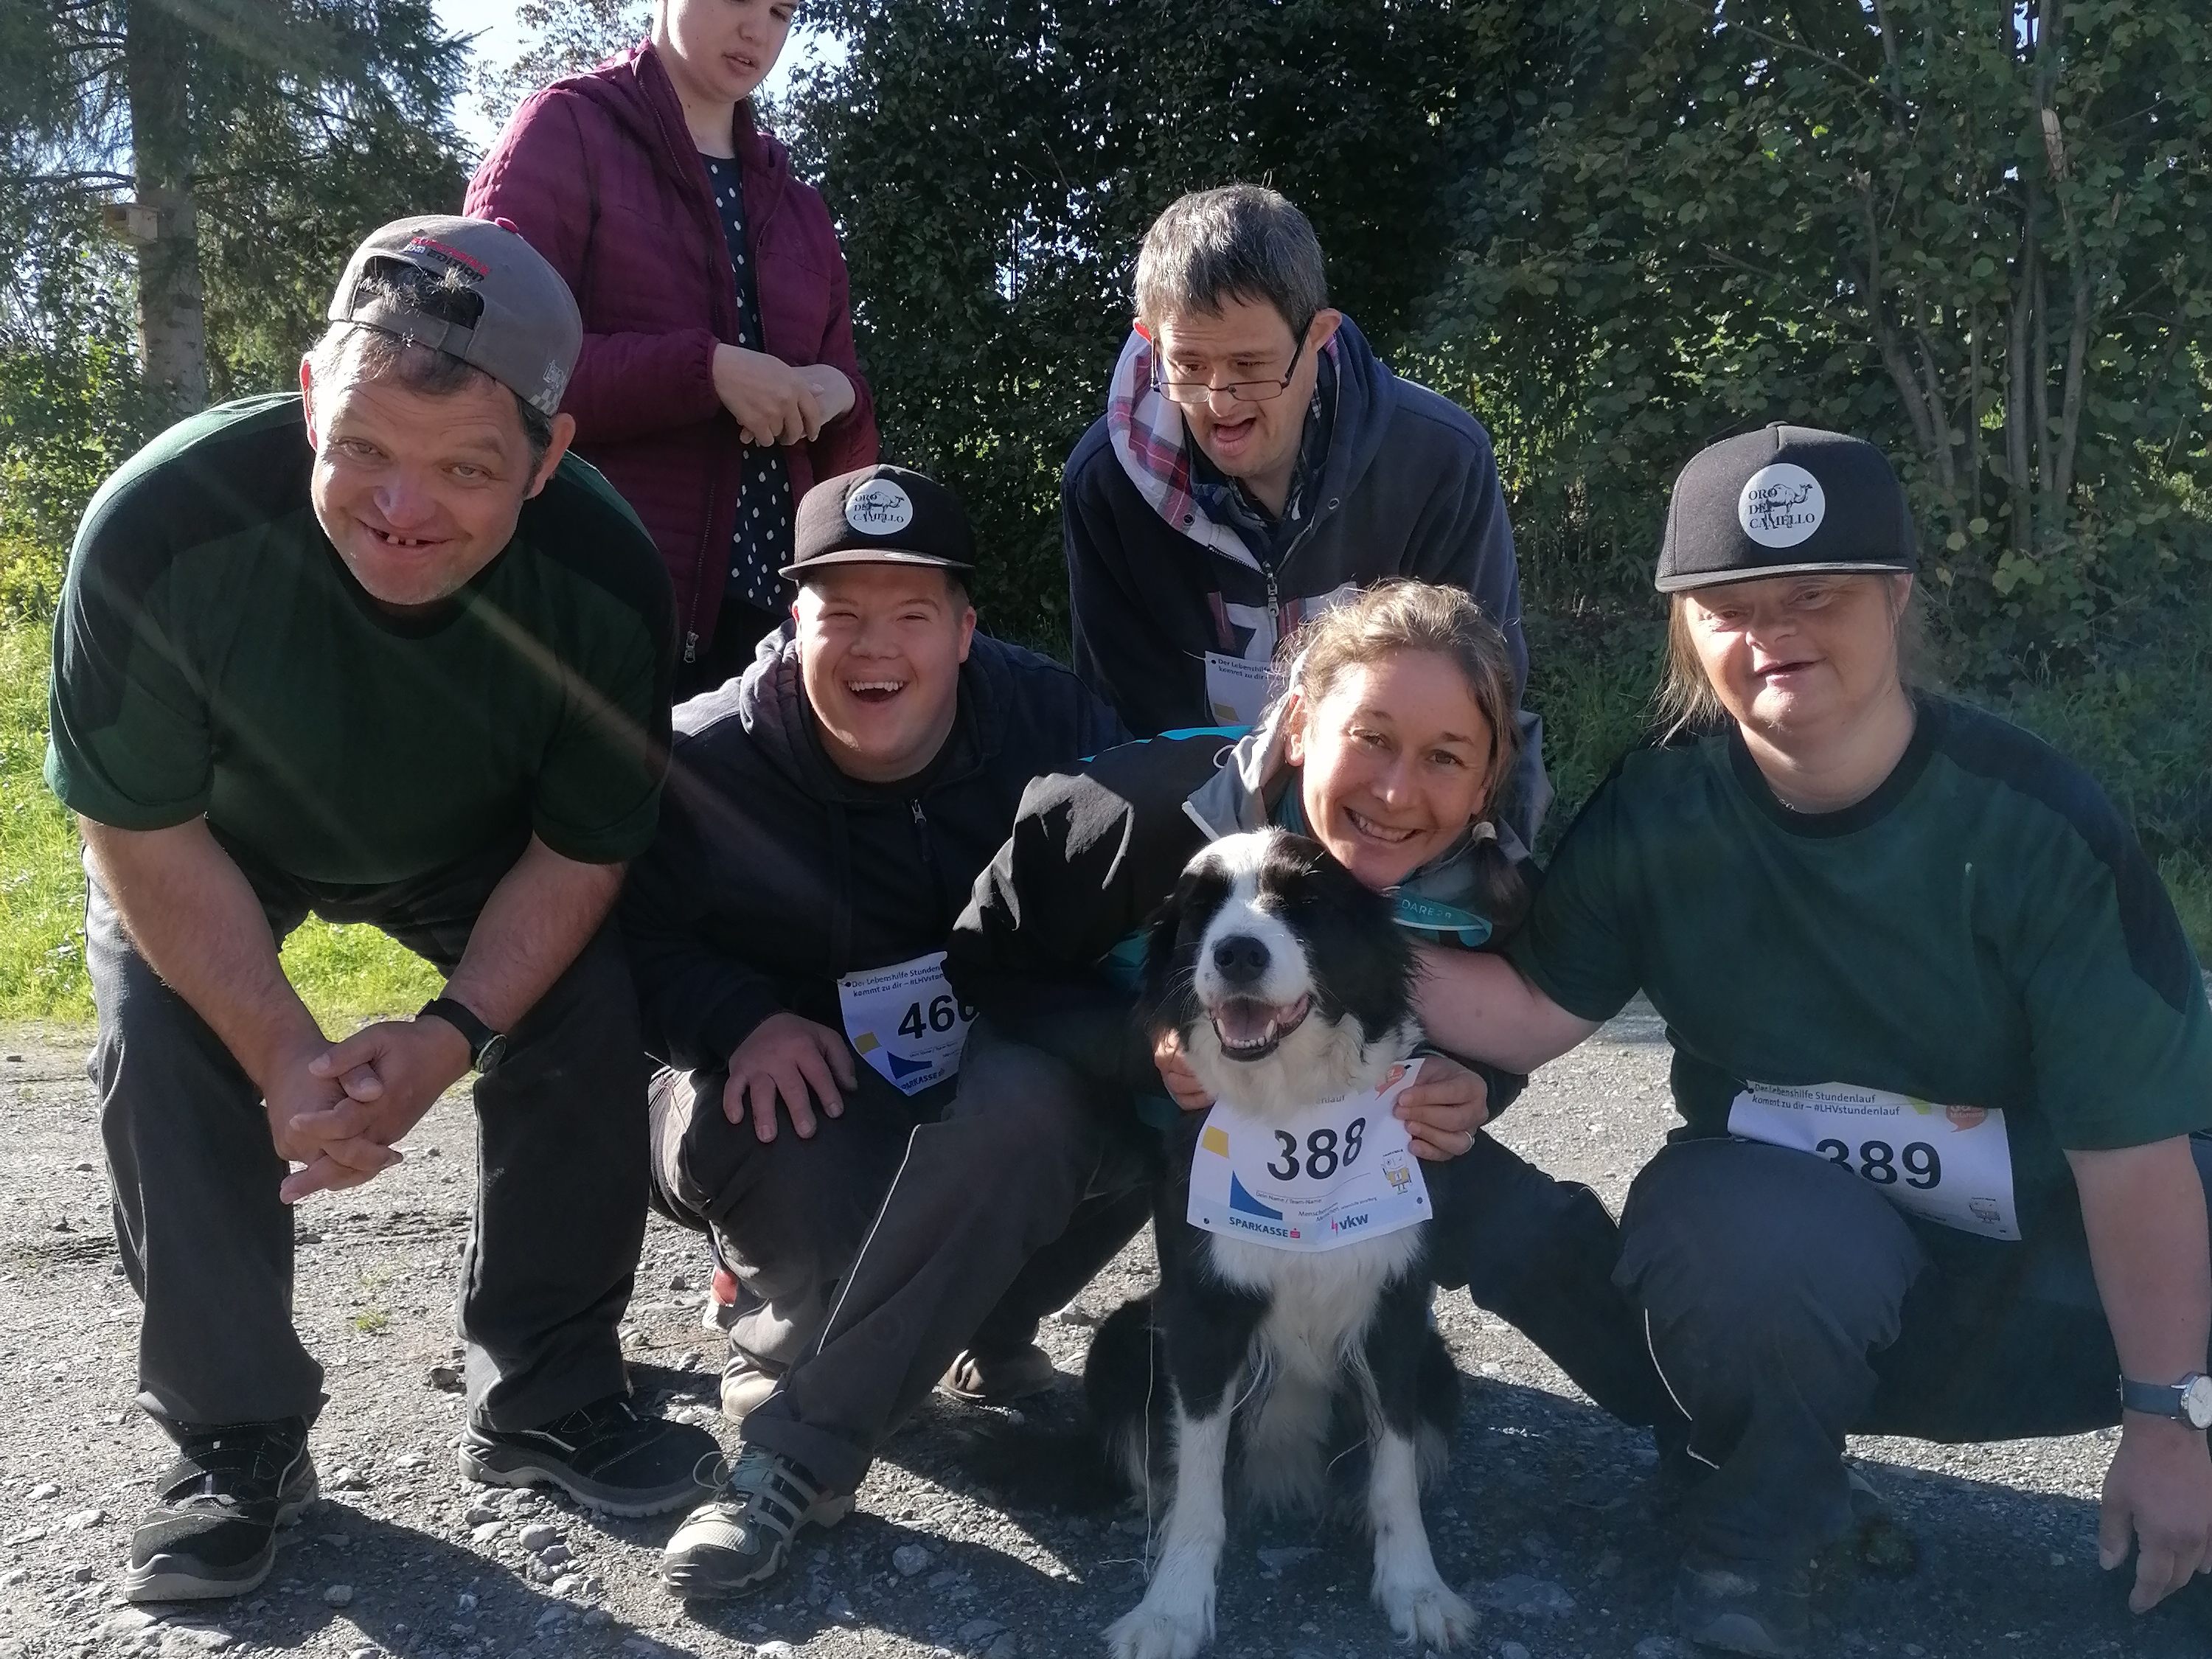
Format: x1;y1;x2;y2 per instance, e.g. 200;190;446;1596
1726;1079;2018;1241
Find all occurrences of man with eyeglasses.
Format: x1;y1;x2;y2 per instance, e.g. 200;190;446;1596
1062;184;1548;846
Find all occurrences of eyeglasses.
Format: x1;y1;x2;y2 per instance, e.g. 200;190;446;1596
1150;333;1310;406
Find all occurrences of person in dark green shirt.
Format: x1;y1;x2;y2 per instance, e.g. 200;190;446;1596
46;216;715;1604
1417;426;2212;1655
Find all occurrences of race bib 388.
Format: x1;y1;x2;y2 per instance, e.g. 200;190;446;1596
1189;1060;1431;1253
1727;1079;2019;1240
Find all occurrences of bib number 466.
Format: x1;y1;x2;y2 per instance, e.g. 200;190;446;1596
897;993;975;1041
1267;1117;1366;1180
1817;1137;1941;1189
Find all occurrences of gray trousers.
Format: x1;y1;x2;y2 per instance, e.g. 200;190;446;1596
650;1020;1156;1492
1617;1134;2212;1566
89;839;650;1435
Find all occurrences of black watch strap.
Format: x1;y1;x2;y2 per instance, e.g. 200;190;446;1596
418;996;501;1071
2121;1373;2212;1427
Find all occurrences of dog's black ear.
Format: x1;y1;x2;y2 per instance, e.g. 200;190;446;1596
1279;835;1417;1042
1136;858;1227;1035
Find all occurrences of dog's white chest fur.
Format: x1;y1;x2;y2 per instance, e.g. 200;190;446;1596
1203;1226;1427;1378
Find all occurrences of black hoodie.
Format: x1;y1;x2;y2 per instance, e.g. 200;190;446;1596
625;630;1127;1072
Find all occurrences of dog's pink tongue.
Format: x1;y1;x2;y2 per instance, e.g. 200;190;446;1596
1214;999;1276;1048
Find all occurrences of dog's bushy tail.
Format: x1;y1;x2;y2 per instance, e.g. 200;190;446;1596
945;1295;1163;1514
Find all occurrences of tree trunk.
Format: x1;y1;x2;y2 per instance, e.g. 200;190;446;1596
125;0;209;414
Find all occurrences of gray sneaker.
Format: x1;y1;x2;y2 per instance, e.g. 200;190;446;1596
662;1448;852;1599
720;1348;783;1424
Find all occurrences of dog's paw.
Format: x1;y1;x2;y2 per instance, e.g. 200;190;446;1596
1377;1577;1479;1650
1105;1600;1213;1659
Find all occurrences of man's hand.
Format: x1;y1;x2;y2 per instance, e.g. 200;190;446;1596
2099;1414;2212;1611
712;344;826;446
282;1017;473;1202
724;1012;857;1143
1152;1026;1211;1113
1395;1055;1490;1161
263;1040;400;1201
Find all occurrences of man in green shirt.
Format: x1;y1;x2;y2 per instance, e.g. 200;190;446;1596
1416;427;2212;1652
46;216;716;1603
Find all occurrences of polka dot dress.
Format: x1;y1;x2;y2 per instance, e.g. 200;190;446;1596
701;152;796;612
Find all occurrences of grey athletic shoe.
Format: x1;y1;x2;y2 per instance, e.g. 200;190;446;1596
939;1341;1057;1405
662;1447;852;1599
1674;1550;1811;1657
720;1348;783;1424
125;1419;317;1603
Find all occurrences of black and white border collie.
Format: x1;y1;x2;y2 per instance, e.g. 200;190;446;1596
1092;828;1475;1659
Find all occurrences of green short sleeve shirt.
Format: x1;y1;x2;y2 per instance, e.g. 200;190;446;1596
1509;697;2212;1234
45;395;675;884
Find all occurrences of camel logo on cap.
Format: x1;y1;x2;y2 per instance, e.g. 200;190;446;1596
1739;463;1826;549
845;478;914;537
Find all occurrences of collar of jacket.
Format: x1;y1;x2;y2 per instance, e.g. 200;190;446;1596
1105;314;1397;573
728;626;1015;806
575;42;796;247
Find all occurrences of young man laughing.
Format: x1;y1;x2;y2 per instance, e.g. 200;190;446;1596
622;466;1155;1599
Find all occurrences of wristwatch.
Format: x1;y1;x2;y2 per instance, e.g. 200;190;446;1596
2119;1372;2212;1430
417;996;508;1074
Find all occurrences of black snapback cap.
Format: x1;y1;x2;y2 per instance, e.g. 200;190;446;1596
1656;424;1916;593
782;465;977;580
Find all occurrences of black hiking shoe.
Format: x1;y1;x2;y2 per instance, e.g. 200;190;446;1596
662;1447;852;1599
124;1418;316;1603
1674;1549;1812;1656
458;1393;719;1517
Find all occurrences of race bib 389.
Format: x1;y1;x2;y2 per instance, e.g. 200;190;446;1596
1727;1079;2019;1240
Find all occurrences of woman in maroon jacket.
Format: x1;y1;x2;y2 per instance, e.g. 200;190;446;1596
468;1;879;695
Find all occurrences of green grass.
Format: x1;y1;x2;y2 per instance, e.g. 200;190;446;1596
0;619;438;1029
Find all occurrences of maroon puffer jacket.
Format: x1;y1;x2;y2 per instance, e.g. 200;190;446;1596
467;42;878;665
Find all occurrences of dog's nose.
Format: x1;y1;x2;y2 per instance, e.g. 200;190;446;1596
1211;933;1270;987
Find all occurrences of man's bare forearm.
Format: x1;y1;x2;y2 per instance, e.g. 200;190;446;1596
2071;1138;2212;1394
80;817;321;1088
442;835;625;1033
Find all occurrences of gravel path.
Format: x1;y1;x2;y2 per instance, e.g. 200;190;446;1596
0;1006;2202;1659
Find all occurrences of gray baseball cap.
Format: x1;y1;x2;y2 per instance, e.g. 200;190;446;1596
327;215;582;417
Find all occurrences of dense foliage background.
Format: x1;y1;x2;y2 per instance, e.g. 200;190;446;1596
1;0;2208;1015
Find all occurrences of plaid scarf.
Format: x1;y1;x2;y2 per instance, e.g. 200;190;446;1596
1111;324;1360;573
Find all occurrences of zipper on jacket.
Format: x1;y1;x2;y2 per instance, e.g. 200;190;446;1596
909;799;952;933
1264;566;1281;648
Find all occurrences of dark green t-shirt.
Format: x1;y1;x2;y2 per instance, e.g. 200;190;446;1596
45;394;675;885
1511;695;2212;1240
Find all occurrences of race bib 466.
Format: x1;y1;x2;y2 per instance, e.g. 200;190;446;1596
1727;1079;2019;1240
838;952;974;1096
1189;1060;1431;1253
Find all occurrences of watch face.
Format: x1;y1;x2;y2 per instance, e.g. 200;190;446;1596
477;1033;509;1074
2182;1375;2212;1430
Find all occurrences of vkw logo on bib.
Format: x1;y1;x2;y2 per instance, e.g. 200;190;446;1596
845;479;915;536
1738;462;1826;549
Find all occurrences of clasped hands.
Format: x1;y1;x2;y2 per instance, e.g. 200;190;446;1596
712;345;855;448
265;1017;475;1204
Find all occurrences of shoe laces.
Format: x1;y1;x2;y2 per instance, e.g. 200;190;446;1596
698;1447;811;1531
